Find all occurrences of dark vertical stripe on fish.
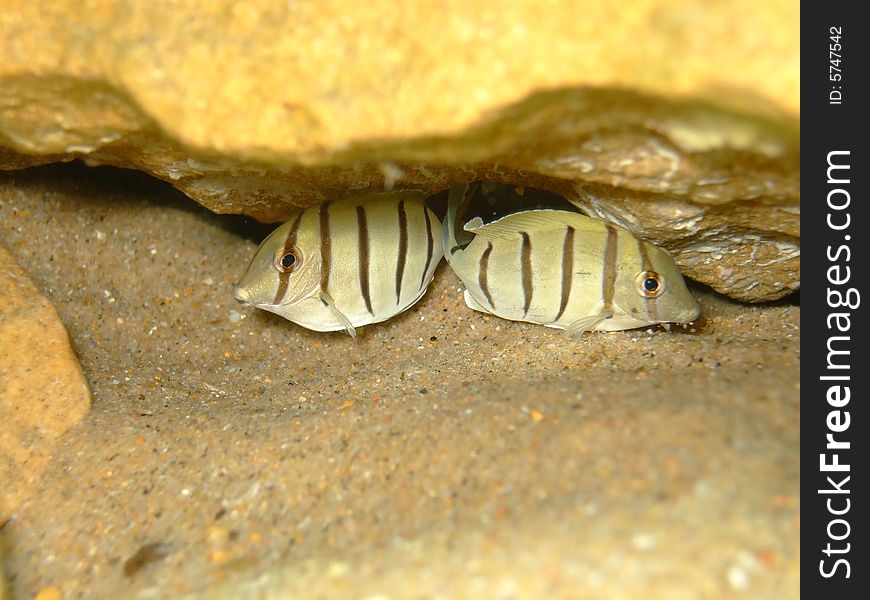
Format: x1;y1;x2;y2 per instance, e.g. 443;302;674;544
357;205;373;316
319;202;332;292
554;226;575;322
396;200;408;304
520;231;533;317
273;211;305;304
636;239;659;323
420;205;434;290
602;224;618;310
478;242;495;310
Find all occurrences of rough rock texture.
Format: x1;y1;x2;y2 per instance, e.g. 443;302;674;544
0;0;799;302
0;245;92;523
0;165;800;600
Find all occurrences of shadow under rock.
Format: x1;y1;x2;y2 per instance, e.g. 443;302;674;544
0;161;275;244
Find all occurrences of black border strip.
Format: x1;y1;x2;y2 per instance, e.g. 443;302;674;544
803;3;869;595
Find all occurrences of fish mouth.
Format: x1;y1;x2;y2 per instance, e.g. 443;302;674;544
678;303;702;324
231;284;252;305
232;284;297;309
653;304;702;326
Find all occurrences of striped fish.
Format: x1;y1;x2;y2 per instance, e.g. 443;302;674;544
442;183;700;333
233;191;443;337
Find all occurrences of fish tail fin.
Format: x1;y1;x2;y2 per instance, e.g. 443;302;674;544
442;183;475;260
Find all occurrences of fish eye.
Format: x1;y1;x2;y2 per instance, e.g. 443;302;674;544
274;250;299;273
637;271;664;298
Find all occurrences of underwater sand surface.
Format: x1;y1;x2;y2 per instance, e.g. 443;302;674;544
0;165;799;598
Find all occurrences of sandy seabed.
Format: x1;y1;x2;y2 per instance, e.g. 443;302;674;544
0;165;799;598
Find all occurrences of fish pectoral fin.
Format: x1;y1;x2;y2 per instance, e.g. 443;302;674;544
565;309;614;335
463;289;492;314
319;290;357;339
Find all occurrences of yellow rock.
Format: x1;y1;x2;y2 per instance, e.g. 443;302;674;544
0;246;91;523
33;586;62;600
0;0;798;156
0;1;799;300
0;529;8;600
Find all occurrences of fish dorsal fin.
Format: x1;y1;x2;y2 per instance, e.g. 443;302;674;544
463;210;606;241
